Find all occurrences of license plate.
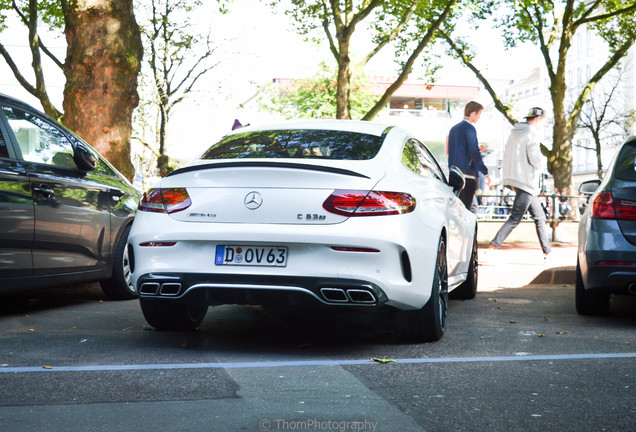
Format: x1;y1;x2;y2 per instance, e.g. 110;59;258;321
215;245;288;267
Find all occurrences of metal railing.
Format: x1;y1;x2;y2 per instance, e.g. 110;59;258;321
476;193;583;225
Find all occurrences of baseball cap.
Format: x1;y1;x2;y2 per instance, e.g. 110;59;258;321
524;107;544;119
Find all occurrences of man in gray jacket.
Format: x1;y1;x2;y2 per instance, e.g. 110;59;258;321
489;107;552;258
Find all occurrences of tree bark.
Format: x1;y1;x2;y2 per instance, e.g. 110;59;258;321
63;0;143;181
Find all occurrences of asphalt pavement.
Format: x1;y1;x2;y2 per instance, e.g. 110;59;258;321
0;237;635;432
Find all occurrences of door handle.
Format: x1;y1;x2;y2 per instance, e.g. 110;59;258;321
33;184;55;199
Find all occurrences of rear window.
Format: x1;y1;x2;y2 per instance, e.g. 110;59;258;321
614;143;636;181
200;129;384;161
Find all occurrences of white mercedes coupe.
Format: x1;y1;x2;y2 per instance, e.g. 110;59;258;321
129;120;478;341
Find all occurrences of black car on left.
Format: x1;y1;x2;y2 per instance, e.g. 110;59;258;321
0;93;141;299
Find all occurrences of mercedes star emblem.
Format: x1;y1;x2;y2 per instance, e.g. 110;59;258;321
244;191;263;210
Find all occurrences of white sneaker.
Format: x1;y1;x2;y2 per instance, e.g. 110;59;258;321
543;252;551;266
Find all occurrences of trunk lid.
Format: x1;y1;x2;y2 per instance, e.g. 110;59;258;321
162;161;384;225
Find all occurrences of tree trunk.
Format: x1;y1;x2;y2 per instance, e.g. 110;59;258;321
593;130;603;179
157;103;171;176
63;0;143;181
336;37;352;120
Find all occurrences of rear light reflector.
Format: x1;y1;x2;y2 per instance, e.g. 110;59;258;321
592;191;636;220
615;199;636;220
595;260;633;266
139;242;177;247
323;190;415;216
331;246;380;253
139;188;191;214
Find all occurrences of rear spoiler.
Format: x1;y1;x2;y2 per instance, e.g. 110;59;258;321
167;161;370;179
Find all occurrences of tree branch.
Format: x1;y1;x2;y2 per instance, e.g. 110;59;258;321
357;0;421;69
0;41;38;95
363;2;455;121
321;0;339;59
437;30;516;125
575;2;636;27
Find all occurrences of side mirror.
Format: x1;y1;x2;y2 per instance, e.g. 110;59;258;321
579;179;601;195
448;166;465;195
73;145;98;172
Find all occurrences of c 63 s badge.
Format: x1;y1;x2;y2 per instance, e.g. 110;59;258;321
298;213;326;220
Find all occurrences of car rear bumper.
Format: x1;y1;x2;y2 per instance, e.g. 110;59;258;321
129;213;444;310
579;219;636;294
135;272;389;308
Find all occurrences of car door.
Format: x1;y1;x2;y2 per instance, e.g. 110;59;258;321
0;104;112;275
406;139;467;276
0;119;34;278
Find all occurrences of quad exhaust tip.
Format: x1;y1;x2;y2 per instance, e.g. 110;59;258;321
139;282;182;296
320;287;377;304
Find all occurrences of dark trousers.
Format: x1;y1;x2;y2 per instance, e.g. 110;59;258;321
459;177;478;214
491;188;552;254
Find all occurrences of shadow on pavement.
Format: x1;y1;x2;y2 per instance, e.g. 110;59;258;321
0;283;108;317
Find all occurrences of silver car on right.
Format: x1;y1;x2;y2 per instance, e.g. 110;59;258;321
577;136;636;315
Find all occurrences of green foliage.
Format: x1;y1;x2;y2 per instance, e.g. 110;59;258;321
258;63;376;120
0;0;65;31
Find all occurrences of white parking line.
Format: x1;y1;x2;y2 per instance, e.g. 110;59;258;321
1;352;634;373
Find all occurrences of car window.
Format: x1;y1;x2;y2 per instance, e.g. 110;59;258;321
0;128;8;159
1;106;77;168
614;142;636;181
201;129;384;161
413;139;445;182
402;139;445;182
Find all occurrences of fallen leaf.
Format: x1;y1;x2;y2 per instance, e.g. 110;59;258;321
537;334;545;337
27;329;35;332
42;366;53;370
556;331;567;335
543;317;549;321
99;300;103;304
497;307;507;310
371;357;397;364
626;342;631;345
509;320;517;324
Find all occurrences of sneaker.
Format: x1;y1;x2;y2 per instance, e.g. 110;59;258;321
480;244;498;264
543;252;551;266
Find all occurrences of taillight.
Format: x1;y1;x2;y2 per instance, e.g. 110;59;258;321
615;198;636;220
139;188;191;214
592;191;636;220
592;192;615;219
323;190;416;216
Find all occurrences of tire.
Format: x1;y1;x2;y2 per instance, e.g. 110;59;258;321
397;236;449;342
140;298;208;331
575;259;610;315
450;227;478;300
100;225;137;300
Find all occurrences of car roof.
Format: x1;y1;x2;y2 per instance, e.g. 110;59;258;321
0;93;48;117
229;119;394;137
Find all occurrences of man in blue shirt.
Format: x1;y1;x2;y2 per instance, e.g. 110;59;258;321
447;101;489;213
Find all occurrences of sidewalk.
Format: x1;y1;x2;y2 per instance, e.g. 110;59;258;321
477;241;577;292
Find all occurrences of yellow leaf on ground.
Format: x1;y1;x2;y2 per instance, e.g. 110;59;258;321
371;357;397;364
